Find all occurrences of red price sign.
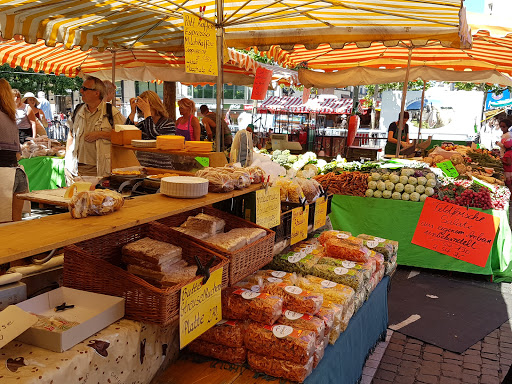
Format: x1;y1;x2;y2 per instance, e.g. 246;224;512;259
251;67;273;100
412;198;500;267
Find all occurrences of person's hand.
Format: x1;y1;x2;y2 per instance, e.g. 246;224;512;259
84;131;105;142
129;97;137;113
136;97;151;117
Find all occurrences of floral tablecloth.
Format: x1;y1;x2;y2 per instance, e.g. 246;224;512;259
0;319;179;384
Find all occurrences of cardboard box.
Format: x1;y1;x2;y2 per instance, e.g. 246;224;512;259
15;287;124;352
111;125;142;145
0;282;27;310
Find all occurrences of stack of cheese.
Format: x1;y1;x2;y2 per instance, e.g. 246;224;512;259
156;135;185;150
121;237;197;288
185;141;212;152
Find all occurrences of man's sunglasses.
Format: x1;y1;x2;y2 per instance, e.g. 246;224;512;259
81;86;96;92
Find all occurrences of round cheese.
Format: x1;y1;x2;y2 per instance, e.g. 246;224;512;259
160;176;209;198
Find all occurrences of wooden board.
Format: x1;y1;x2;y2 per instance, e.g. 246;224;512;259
16;189;70;207
0;184;261;263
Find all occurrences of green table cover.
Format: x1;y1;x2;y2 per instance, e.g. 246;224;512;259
19;156;66;191
329;195;512;282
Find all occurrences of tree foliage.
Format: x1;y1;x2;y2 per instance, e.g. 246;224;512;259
452;82;511;95
366;80;432;98
0;64;82;95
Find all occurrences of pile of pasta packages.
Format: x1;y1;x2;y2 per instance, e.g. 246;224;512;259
275;169;323;205
187;229;398;382
20;135;66;158
195;165;266;193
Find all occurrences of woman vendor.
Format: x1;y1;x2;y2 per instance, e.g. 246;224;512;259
0;79;29;222
127;90;175;139
385;111;412;155
175;98;201;141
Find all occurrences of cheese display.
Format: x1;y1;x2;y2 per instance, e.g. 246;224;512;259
184;141;213;152
131;139;157;148
160;176;209;198
156;135;185;150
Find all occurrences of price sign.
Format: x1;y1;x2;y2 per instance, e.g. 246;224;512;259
0;306;37;349
473;177;494;191
313;196;328;230
290;205;309;245
184;14;217;76
179;267;223;349
195;157;210;167
251;67;273;100
437;160;459;178
255;186;281;229
412;198;500;267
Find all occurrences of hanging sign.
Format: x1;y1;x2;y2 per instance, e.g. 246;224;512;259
437;160;459;178
179;267;223;349
184;14;217;76
291;205;309;245
251;67;273;100
313;196;328;230
255;186;281;229
302;88;311;104
412;198;500;267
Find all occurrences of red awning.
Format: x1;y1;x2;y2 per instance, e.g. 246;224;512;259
258;96;353;114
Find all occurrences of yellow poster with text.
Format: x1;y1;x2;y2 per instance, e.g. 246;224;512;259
313;196;328;230
184;14;218;76
291;205;309;245
256;186;281;229
179;267;223;349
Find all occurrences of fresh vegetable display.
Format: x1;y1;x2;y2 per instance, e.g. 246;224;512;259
365;168;436;202
314;172;368;196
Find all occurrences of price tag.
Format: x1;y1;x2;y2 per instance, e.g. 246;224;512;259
342;260;356;269
284;286;303;295
313;196;328;230
267;277;282;283
271;271;287;278
321;280;337;288
336;233;349;239
255;186;281;229
250;285;261;292
284;310;304;320
437;160;459;178
473;177;494;191
272;324;294;338
195;157;210;167
366;240;379;248
179;267;223;349
375;237;385;242
241;290;261;300
291;206;309;245
287;253;303;263
334;267;349;275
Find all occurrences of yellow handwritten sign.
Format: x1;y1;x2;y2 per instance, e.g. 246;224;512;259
313;196;328;230
180;267;223;349
291;205;309;245
256;186;281;229
184;14;217;76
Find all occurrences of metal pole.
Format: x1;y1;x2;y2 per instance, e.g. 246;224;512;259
417;81;426;140
395;48;413;157
215;0;224;152
112;51;116;107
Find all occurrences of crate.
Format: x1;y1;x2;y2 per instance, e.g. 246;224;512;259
63;222;228;326
157;206;275;286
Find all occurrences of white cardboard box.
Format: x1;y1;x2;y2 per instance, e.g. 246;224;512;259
15;287;125;352
0;282;27;310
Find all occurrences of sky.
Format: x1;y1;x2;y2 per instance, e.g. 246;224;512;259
465;0;484;13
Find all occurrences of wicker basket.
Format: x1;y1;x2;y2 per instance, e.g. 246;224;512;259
63;222;228;326
158;206;275;285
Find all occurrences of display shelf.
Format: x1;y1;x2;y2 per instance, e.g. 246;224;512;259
0;184;262;264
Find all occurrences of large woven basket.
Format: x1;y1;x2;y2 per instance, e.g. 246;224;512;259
158;206;275;285
63;222;228;326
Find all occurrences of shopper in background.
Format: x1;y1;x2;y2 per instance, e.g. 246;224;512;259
65;76;125;185
0;79;29;222
37;91;53;122
126;90;175;139
175;98;200;141
230;123;253;166
103;80;116;103
23;92;47;136
13;89;36;143
199;104;233;150
502;138;512;191
497;119;512;157
385;111;412;155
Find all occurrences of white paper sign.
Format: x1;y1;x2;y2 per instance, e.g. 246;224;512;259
0;306;37;349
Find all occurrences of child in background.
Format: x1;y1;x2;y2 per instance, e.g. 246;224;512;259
502;137;512;191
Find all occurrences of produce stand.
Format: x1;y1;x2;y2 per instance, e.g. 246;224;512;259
329;195;512;281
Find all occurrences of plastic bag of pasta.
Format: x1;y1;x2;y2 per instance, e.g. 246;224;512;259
357;234;399;256
384;255;398;276
318;230;354;245
188;339;246;364
245;166;266;184
231;169;252;189
262;283;323;315
296;177;320;203
244;322;316;365
247;351;314;383
69;190;124;219
267;252;321;276
310;262;366;293
318;257;373;284
313;338;326;368
287;179;304;203
221;287;283;325
314;305;335;338
197;319;246;347
277;310;325;344
242;270;295;287
324;238;371;263
359;238;395;261
195;168;235;192
275;178;291;202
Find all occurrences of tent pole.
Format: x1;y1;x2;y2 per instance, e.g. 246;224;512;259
112;51;116;107
395;48;413;157
215;0;224;153
417;81;426;140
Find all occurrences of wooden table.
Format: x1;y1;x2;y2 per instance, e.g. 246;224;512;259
0;184;261;263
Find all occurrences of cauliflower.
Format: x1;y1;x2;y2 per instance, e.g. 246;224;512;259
288;155;298;163
385;181;395;191
371;173;381;181
382;190;392;199
417;176;427;186
420;194;428;202
410;192;420;202
368;181;378;190
373;190;383;198
381;174;390;181
365;189;374;197
399;176;409;184
408;177;418;186
402;193;410;201
377;181;386;191
425;187;435;196
426;173;436;180
389;174;400;184
394;183;405;193
426;179;436;188
404;184;415;194
415;185;426;194
401;168;415;177
392;192;402;200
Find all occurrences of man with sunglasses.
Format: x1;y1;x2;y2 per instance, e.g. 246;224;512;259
65;76;125;185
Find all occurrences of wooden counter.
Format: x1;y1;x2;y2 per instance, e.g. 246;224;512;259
0;184;261;263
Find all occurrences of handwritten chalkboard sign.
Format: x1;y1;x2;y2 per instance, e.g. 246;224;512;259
184;14;217;76
412;198;500;267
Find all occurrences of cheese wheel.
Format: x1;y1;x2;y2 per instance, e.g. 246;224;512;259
160;176;209;198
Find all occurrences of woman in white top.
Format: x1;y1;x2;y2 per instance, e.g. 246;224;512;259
23;92;46;135
12;89;37;143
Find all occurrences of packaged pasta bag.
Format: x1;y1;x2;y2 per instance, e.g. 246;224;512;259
370;251;385;272
231;169;252;189
197;319;246;347
318;257;373;284
310;262;366;293
357;234;399;257
384;255;398;276
245;166;266;184
244;322;317;365
320;302;343;345
297;275;355;318
262;283;323;315
277;310;326;344
243;270;295;286
267;251;321;276
287;179;304;203
275;177;291;202
353;287;367;312
247;351;314;383
318;230;354;246
314;305;335;338
195;169;235;193
313;338;326;368
358;237;395;261
367;268;385;296
221;287;283;325
296;177;320;203
324;237;371;263
188;339;246;364
69;190;124;218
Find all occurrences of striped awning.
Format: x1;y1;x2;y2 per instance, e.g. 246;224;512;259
0;38;298;86
258;30;512;77
0;0;471;53
258;96;352;114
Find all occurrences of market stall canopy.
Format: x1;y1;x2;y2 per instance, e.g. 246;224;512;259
0;0;471;52
0;38;298;87
258;95;353;114
298;67;512;89
258;30;512;76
